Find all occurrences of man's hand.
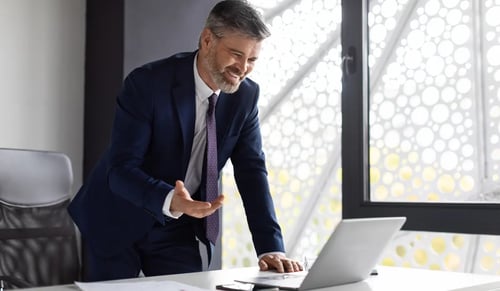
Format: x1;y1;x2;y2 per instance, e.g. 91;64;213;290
170;180;224;218
258;254;303;273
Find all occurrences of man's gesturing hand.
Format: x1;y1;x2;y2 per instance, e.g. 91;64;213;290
170;180;224;218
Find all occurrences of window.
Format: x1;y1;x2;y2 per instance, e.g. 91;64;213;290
342;0;500;235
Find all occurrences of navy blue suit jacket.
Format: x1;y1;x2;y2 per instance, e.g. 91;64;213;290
68;51;285;258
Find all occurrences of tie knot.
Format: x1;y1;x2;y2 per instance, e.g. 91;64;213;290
208;93;218;115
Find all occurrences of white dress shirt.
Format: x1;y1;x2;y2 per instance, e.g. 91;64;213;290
162;54;220;218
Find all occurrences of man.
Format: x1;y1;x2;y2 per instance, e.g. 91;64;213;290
68;0;302;281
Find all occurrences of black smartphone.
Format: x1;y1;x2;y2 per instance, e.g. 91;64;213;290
215;283;254;291
216;283;279;291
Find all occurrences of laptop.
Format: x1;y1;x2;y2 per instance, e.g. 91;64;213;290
235;216;406;290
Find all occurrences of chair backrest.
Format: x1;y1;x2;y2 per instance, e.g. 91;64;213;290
0;148;80;289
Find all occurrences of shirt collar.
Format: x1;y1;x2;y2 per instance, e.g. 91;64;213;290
194;53;220;101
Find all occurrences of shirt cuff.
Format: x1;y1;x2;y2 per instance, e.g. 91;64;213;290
162;189;183;218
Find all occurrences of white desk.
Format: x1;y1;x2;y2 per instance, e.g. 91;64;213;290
16;266;500;291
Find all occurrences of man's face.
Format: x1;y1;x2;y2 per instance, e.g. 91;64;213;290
198;29;262;93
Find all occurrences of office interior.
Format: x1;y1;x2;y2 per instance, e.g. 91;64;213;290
2;0;500;287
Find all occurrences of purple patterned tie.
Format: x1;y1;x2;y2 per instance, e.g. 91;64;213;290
206;93;219;244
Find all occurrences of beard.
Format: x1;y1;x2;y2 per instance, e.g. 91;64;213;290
205;48;244;94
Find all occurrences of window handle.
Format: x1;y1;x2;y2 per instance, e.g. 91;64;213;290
342;46;356;75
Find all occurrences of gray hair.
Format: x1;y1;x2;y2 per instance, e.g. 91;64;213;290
204;0;270;40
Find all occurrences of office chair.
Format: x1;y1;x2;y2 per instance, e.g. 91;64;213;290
0;148;80;289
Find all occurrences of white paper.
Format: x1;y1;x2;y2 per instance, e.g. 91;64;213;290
75;280;211;291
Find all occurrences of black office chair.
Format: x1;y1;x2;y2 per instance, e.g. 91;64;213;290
0;148;80;289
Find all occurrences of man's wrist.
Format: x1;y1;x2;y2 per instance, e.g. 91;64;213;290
162;189;183;218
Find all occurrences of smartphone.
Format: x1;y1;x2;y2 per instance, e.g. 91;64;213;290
215;283;254;291
216;283;279;291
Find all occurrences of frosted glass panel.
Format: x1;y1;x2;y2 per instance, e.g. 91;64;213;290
368;0;500;203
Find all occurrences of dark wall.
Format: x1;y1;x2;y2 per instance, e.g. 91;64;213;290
84;0;124;179
124;0;219;75
84;0;218;177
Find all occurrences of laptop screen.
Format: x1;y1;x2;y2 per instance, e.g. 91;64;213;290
235;217;406;290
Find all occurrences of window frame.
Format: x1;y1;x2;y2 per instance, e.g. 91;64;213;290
341;0;500;235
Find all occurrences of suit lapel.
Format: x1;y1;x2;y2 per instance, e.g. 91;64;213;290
172;53;197;171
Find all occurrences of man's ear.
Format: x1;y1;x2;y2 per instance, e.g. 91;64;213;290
200;28;213;50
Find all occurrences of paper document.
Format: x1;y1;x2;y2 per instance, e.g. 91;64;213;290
75;280;211;291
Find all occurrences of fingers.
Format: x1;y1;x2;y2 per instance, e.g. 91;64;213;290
287;259;303;272
258;258;269;271
269;255;285;273
170;180;225;218
259;254;304;273
171;180;210;216
174;180;191;200
210;194;225;208
175;180;185;188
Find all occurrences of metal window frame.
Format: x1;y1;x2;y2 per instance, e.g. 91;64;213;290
340;0;500;235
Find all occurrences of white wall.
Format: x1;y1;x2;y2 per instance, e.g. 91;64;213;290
0;0;86;192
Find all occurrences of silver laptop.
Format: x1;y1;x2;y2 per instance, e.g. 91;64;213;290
235;217;406;290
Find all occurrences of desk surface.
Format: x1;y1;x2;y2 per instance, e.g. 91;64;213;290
18;266;500;291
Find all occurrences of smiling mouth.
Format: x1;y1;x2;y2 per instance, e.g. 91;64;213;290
225;70;242;83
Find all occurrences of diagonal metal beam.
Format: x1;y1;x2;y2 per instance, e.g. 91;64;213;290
284;135;342;257
369;0;419;93
261;0;303;22
260;29;341;123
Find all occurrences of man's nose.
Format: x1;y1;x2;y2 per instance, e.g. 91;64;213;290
235;59;248;74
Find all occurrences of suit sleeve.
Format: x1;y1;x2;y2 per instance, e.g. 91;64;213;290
106;67;172;224
230;85;286;256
